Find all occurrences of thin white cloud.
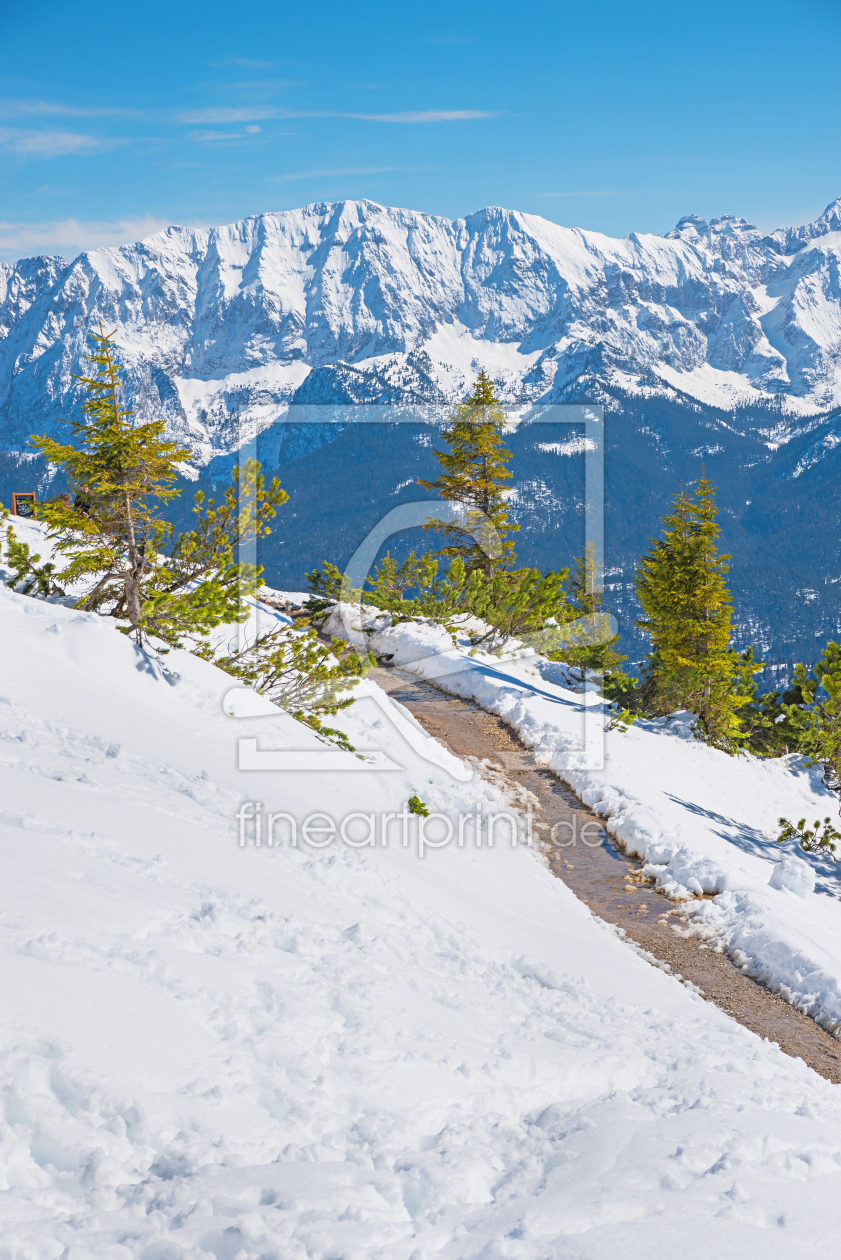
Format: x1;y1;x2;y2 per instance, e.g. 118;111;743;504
538;191;620;198
0;99;141;119
0;215;171;261
270;165;402;182
180;106;495;125
0;127;127;157
354;110;492;123
220;80;294;91
209;56;277;69
180;107;284;124
189;128;263;142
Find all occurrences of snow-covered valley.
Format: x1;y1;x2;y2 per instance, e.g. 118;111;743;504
5;519;841;1256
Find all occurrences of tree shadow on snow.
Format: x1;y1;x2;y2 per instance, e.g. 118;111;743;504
664;792;841;901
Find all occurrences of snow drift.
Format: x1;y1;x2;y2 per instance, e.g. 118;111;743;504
5;536;841;1255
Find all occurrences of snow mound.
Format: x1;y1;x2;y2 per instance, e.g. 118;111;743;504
769;855;817;898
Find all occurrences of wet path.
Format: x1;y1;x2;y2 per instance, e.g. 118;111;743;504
371;665;841;1084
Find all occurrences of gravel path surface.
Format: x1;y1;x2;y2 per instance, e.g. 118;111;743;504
370;665;841;1085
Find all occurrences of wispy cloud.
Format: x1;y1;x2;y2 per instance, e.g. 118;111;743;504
0;127;127;157
269;165;404;183
0;215;171;261
181;107;292;123
189;127;262;142
208;56;277;69
190;78;301;96
180;106;495;125
0;99;142;119
221;80;294;91
355;109;491;123
22;184;79;200
538;191;620;198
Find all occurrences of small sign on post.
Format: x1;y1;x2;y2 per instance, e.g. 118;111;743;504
12;493;37;519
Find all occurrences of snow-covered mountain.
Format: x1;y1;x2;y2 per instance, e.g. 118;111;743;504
4;198;841;668
4;197;841;460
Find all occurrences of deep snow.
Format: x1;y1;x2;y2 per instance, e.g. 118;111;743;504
4;529;841;1255
325;605;841;1038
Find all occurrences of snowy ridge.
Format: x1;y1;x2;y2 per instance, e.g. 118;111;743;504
5;198;841;465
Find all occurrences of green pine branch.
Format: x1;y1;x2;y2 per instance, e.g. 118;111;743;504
418;369;518;576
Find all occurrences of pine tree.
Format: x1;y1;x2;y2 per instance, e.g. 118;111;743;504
31;324;287;646
309;370;571;657
634;473;758;749
773;641;841;854
780;642;841;800
32;324;191;630
418;369;518;576
552;541;637;706
2;525;65;598
559;543;625;670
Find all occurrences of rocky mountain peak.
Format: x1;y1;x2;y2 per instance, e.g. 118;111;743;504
3;197;841;464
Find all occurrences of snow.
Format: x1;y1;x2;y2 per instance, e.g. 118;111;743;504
174;361;311;413
398;320;544;399
10;197;841;464
769;856;816;898
325;605;841;1039
536;435;597;457
2;552;841;1253
5;532;841;1255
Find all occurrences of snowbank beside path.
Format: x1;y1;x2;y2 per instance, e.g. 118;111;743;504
5;553;841;1253
324;604;841;1036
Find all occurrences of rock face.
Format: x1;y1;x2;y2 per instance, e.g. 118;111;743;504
4;198;841;668
4;197;841;461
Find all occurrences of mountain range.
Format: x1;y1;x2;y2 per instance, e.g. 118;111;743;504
3;197;841;669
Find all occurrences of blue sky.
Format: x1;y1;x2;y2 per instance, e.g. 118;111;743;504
1;0;840;263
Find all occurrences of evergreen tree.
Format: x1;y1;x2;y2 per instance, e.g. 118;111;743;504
32;324;190;631
779;643;841;801
462;564;570;653
418;369;518;576
551;542;639;709
634;473;758;749
557;543;626;669
771;637;841;852
31;324;287;647
309;371;568;658
306;550;571;656
736;657;805;756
